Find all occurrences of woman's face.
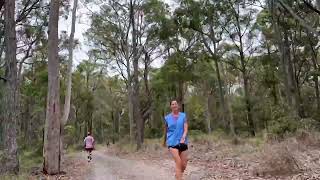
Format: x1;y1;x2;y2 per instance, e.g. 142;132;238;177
170;100;179;112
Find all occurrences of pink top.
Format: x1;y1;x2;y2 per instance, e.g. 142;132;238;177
84;135;95;148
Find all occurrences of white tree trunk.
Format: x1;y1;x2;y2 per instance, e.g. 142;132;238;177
43;0;61;175
62;0;78;125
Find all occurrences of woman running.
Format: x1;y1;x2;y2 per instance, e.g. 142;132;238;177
163;100;189;180
84;132;95;162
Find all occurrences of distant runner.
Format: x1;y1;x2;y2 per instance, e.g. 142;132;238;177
84;132;95;162
163;100;189;180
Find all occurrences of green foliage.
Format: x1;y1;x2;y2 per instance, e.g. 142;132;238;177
269;116;299;137
144;127;162;139
64;125;77;148
186;96;206;131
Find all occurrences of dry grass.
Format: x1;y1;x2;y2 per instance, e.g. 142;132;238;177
252;131;320;178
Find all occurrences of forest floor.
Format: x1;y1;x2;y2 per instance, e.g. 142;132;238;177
86;132;320;180
13;131;320;179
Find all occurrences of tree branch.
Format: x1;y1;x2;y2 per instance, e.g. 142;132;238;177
16;0;41;23
0;76;7;82
302;0;320;16
278;0;320;36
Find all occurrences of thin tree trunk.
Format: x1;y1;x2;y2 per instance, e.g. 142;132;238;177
43;0;61;175
1;0;19;174
221;63;235;136
62;0;78;125
238;33;255;136
118;109;123;139
213;59;227;128
177;80;184;112
201;33;228;128
308;35;320;114
205;90;213;134
267;44;278;105
130;0;142;149
242;70;255;136
112;109;115;144
128;87;135;143
277;18;292;108
225;87;235;136
59;0;78;166
270;5;297;114
283;29;299;116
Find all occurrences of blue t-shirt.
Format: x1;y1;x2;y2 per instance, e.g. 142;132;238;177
164;112;188;147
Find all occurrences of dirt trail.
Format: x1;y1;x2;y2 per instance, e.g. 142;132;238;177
84;150;206;180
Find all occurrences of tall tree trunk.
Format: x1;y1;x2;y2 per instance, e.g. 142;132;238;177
269;4;297;115
62;0;78;125
130;0;142;149
43;0;61;175
238;35;255;136
233;3;255;136
201;33;228;128
267;44;278;105
141;50;152;143
283;29;299;116
221;63;235;136
241;67;255;136
225;86;235;136
60;0;78;166
1;0;19;174
213;58;228;128
277;21;292;108
308;35;320;114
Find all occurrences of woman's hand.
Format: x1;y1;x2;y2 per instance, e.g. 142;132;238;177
180;137;185;144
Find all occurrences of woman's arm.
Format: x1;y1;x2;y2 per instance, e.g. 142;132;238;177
181;119;188;143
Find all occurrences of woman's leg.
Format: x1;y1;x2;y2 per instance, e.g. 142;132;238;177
169;148;183;180
89;149;92;160
179;150;188;173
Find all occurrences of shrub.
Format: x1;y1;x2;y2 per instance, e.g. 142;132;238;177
253;142;301;177
268;115;299;138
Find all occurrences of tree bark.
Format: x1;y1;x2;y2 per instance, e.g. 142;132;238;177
1;0;19;174
43;0;61;175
